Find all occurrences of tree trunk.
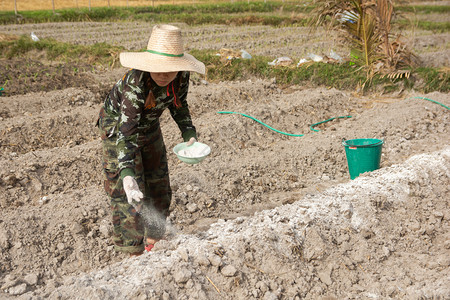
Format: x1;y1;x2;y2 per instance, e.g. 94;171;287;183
14;0;17;15
377;0;394;65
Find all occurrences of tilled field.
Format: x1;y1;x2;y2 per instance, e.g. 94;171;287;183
0;22;449;299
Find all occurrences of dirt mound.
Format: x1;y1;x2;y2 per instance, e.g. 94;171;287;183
0;58;99;97
38;148;450;299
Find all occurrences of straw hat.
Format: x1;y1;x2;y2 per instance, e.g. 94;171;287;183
120;24;205;74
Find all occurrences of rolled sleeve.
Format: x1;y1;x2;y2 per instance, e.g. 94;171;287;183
116;74;146;174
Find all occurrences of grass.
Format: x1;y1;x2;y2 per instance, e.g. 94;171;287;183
192;49;449;93
0;0;295;11
3;2;447;31
414;67;450;94
396;5;450;14
134;12;308;26
0;35;124;66
0;2;311;25
1;36;447;94
197;51;366;89
396;19;450;33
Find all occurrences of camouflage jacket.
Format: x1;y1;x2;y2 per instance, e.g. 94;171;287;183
99;69;196;178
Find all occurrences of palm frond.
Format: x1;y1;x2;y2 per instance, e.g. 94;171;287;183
309;0;415;75
380;70;411;79
340;0;382;66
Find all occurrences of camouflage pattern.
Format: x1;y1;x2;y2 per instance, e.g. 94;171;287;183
98;69;196;253
100;69;196;173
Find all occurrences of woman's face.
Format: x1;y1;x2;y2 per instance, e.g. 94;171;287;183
150;71;178;87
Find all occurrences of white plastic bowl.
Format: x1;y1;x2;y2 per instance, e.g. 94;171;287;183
173;142;211;164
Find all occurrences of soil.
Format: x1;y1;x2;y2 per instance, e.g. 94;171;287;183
0;21;449;300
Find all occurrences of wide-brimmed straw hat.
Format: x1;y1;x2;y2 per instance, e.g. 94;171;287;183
120;24;205;74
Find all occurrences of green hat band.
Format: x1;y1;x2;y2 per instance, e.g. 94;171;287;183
146;50;184;57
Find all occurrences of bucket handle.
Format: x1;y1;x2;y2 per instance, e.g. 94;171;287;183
342;138;384;148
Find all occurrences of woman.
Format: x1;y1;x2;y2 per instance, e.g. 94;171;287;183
98;24;205;256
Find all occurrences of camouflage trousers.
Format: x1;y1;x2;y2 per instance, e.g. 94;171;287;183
101;121;171;254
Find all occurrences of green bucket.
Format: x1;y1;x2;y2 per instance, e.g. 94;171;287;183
343;138;384;180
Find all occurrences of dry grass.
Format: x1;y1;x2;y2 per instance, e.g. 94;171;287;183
0;33;20;41
0;0;271;12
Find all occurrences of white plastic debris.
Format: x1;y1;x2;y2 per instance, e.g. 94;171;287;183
240;50;252;59
308;53;323;62
336;10;358;23
268;56;293;66
30;32;39;42
328;50;343;62
297;58;309;67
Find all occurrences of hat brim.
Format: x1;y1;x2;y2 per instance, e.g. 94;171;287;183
119;52;205;74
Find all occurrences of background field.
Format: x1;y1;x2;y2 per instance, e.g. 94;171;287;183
0;1;449;299
1;0;288;12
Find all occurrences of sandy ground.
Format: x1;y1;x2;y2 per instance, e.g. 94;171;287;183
0;21;449;299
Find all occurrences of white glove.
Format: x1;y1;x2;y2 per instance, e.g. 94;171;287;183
123;176;143;205
186;137;197;146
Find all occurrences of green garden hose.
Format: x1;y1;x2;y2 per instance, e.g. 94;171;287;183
309;116;352;132
217;96;448;137
408;96;450;110
217;111;351;136
217;111;305;136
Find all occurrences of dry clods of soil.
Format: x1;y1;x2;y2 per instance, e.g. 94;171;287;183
0;22;449;300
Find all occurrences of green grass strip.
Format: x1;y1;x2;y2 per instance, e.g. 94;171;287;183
0;2;446;29
396;5;450;14
0;35;124;65
1;36;447;94
0;2;313;25
414;67;450;93
396;19;450;33
190;49;448;93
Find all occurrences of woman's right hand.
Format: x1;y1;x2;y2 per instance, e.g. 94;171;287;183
186;137;197;146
